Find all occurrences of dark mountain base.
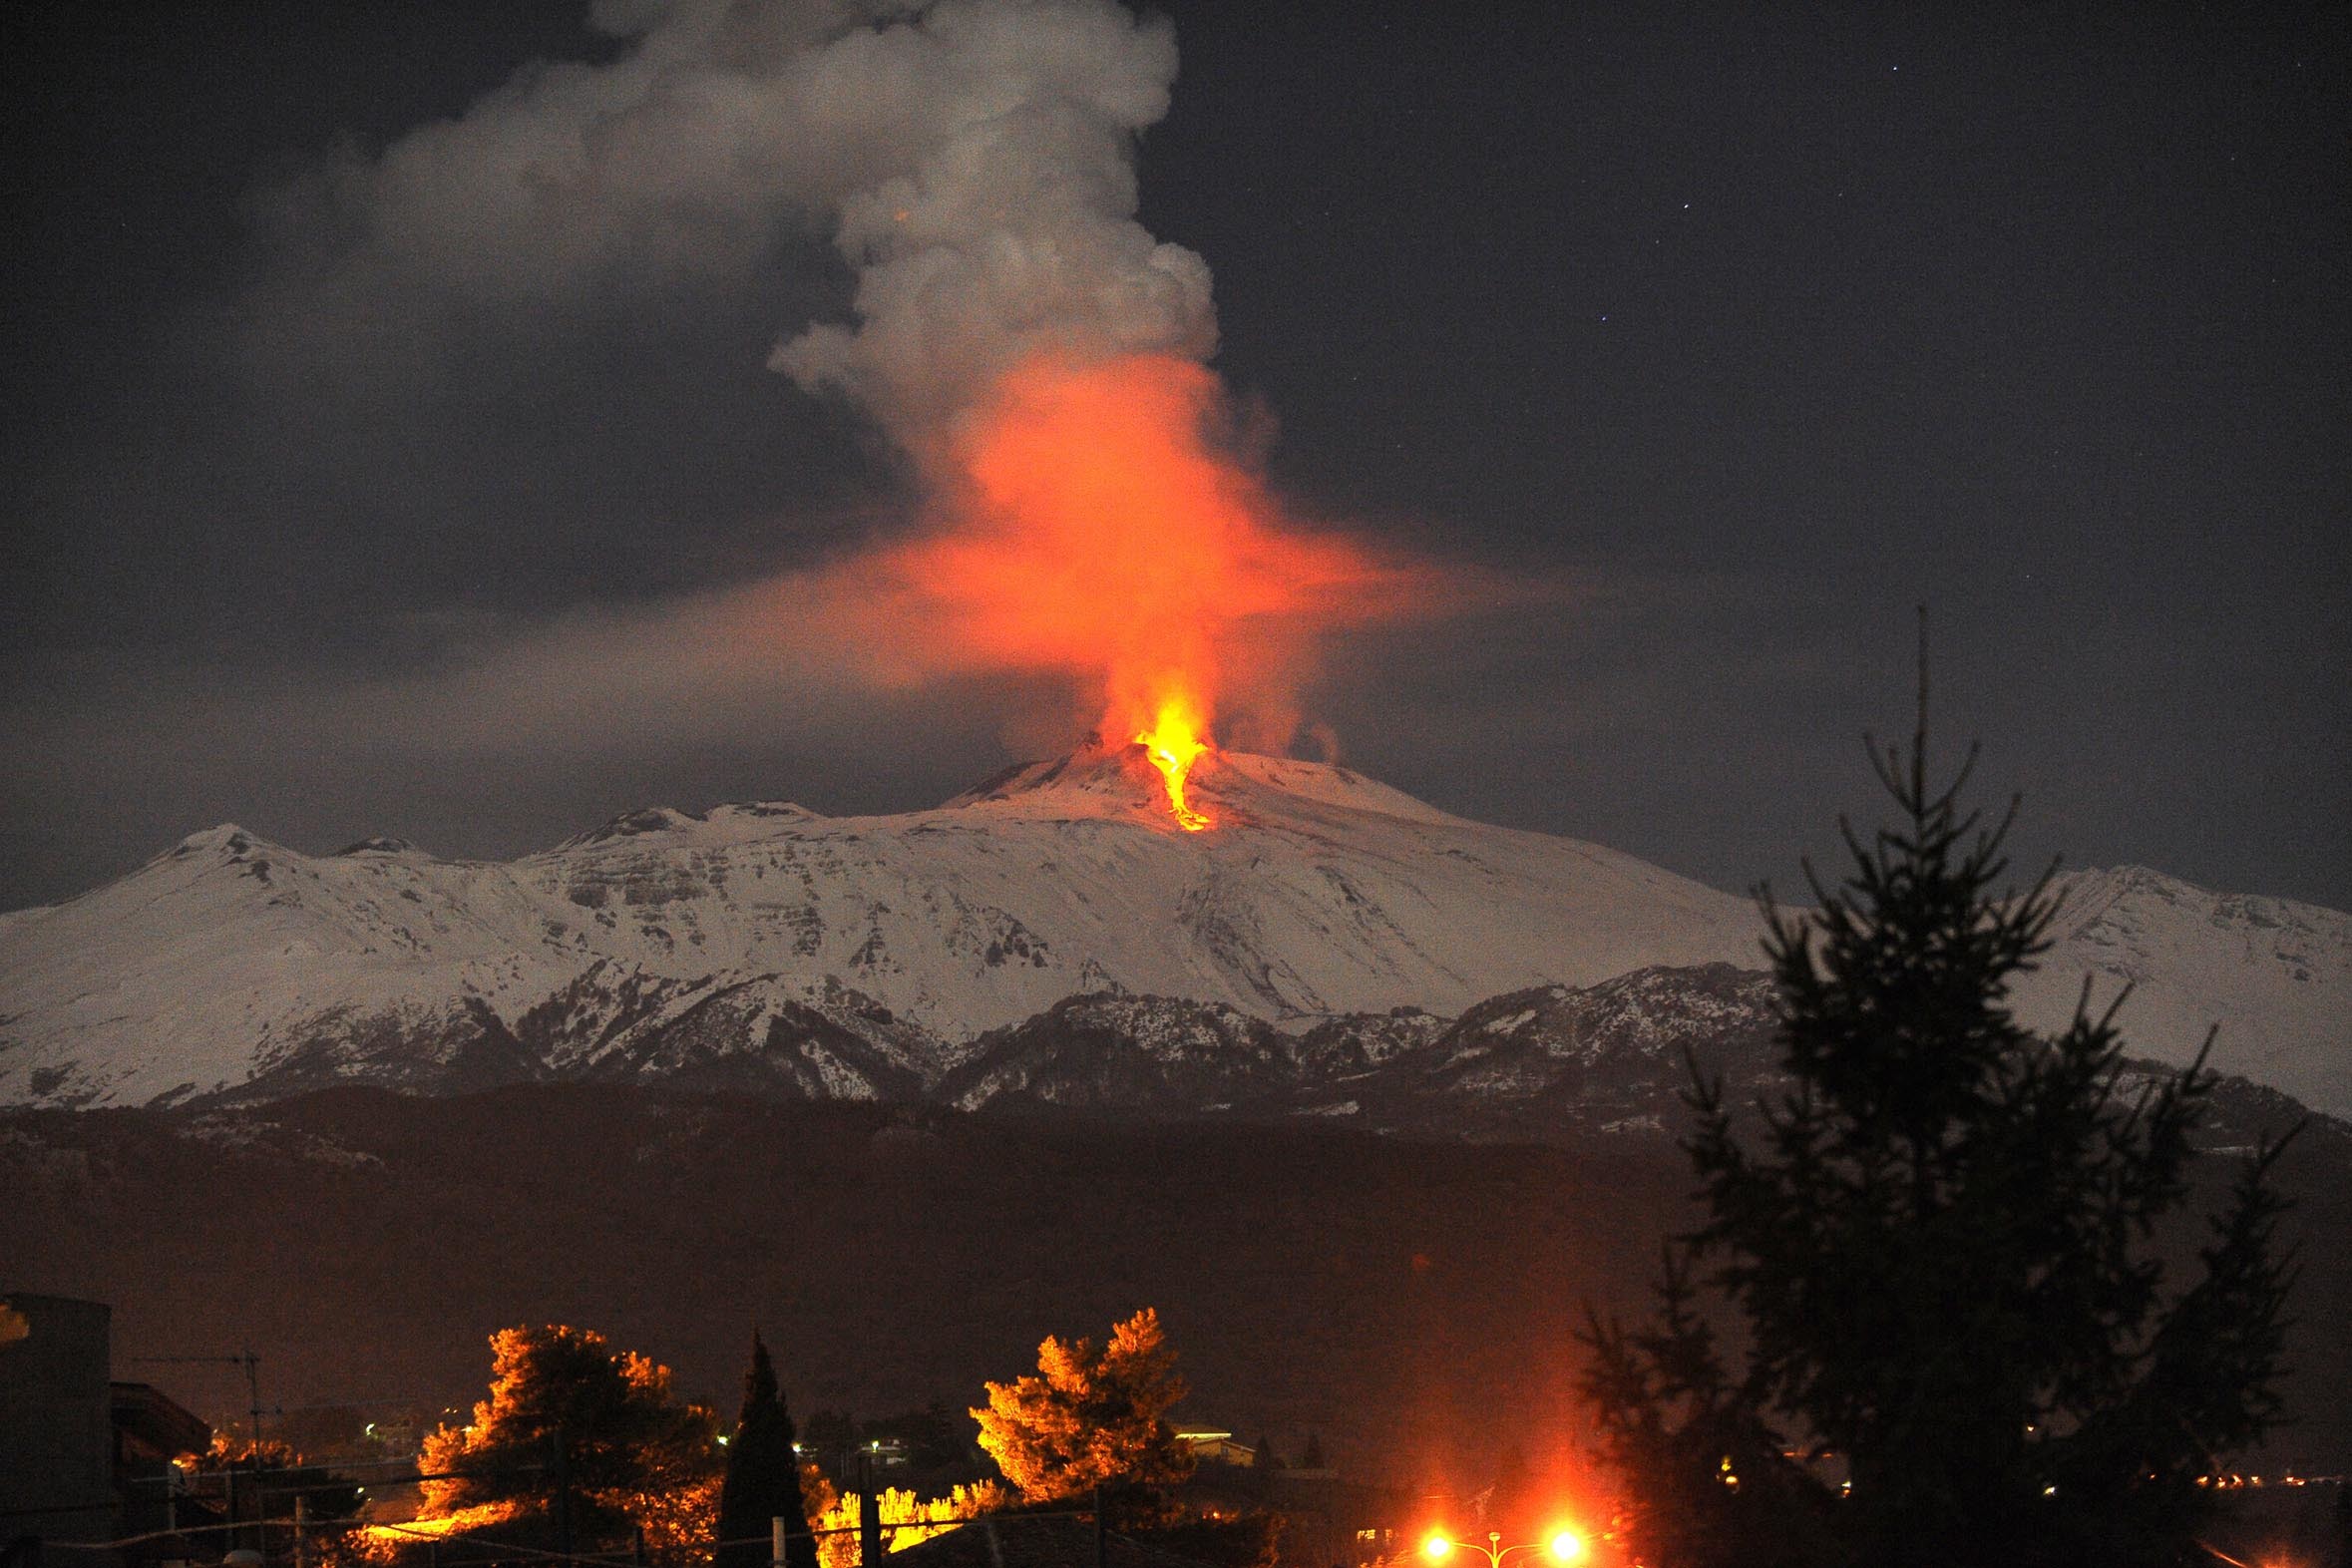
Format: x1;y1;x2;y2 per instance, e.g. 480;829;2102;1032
3;1083;2344;1488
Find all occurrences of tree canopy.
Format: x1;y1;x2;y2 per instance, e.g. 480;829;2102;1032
971;1308;1193;1502
1579;686;2297;1568
420;1324;719;1543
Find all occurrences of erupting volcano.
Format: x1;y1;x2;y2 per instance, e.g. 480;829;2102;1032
840;352;1442;832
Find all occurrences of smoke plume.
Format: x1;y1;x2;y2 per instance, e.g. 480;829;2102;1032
240;0;1455;756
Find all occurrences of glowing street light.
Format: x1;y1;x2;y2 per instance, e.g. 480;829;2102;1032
1422;1528;1584;1567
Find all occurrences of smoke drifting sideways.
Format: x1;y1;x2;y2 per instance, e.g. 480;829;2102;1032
220;0;1476;767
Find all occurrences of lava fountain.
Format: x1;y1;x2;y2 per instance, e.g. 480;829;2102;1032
1135;693;1212;831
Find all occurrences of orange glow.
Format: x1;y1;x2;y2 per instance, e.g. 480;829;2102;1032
1135;695;1212;830
1423;1534;1453;1561
1548;1530;1584;1561
363;1501;523;1545
834;352;1439;824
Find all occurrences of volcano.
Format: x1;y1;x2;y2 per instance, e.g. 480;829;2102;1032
1;746;2344;1115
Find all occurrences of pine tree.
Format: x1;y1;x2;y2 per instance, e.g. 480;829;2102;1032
717;1332;819;1568
1579;648;2297;1568
420;1323;716;1541
972;1308;1192;1502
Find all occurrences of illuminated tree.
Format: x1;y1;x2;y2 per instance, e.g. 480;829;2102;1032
971;1308;1193;1502
421;1325;719;1543
194;1433;365;1522
813;1483;1009;1568
1579;682;2297;1568
717;1332;817;1568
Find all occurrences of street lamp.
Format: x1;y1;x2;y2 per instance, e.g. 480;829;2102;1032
1422;1528;1585;1566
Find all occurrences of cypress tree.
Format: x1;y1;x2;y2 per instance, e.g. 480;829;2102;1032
717;1332;819;1568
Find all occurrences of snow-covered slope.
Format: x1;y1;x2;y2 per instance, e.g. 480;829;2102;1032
925;965;2344;1149
0;748;2342;1114
0;747;1760;1108
2012;867;2352;1120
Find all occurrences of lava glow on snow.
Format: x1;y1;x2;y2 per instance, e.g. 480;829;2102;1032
856;351;1439;832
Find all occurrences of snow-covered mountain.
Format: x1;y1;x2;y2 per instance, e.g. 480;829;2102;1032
0;746;2343;1115
2020;866;2352;1120
933;965;1783;1138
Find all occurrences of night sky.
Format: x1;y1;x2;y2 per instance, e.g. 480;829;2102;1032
4;1;2346;913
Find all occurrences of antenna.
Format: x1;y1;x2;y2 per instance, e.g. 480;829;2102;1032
130;1351;265;1449
129;1351;264;1551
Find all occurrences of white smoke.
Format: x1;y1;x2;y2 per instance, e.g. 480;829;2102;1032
246;0;1214;440
765;2;1216;436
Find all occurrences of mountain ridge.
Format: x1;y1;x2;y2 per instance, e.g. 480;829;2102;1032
1;747;2343;1114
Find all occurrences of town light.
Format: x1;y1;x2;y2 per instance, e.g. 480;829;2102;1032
1423;1529;1585;1568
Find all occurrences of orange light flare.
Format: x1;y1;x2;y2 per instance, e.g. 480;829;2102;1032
1135;694;1213;831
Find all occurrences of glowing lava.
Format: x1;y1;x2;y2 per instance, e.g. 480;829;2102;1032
1135;695;1212;831
789;351;1470;834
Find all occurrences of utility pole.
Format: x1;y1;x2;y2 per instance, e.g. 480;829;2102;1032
552;1426;575;1563
294;1493;309;1568
129;1353;267;1550
858;1448;882;1568
244;1353;263;1452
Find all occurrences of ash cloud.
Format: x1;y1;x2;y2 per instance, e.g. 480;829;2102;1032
216;0;1443;754
238;0;1216;435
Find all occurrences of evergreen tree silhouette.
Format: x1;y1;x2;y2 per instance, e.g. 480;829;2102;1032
717;1332;818;1568
1580;626;2297;1568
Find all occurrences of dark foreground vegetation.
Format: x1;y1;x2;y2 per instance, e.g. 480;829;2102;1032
1579;711;2319;1566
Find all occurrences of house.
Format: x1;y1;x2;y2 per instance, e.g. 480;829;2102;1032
0;1294;213;1567
113;1382;214;1539
1173;1430;1256;1468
